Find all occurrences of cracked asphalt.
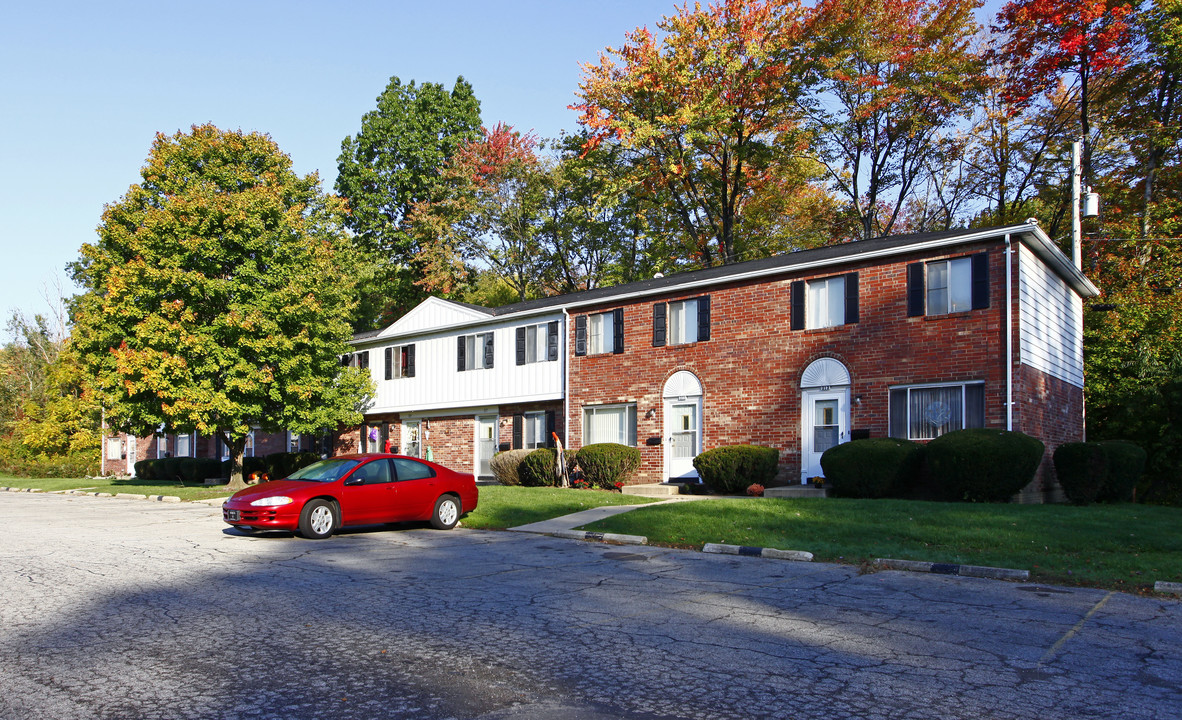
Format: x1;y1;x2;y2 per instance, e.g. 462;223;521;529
1;492;1179;720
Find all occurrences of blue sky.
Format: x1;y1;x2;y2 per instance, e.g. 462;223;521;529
0;0;1004;329
0;0;680;324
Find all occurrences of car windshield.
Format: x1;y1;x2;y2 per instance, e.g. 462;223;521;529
287;459;361;483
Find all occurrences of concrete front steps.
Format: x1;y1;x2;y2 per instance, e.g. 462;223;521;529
623;483;828;499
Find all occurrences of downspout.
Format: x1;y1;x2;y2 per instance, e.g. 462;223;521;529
561;307;570;449
1005;234;1014;431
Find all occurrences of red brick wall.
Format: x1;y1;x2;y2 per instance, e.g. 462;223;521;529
567;241;1014;485
1013;365;1085;503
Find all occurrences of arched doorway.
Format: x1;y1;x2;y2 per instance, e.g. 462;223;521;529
663;370;703;481
800;358;851;484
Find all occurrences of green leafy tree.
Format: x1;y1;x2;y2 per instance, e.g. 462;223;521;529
71;124;373;489
573;0;823;267
806;0;987;240
336;76;482;327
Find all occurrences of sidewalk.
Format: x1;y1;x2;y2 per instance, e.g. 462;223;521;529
507;495;707;535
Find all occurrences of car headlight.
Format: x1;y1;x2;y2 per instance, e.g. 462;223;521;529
250;496;294;507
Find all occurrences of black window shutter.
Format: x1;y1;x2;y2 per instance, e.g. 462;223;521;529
547;321;559;361
512;414;523;450
790;281;805;330
575;316;587;356
652;303;667;347
845;273;859;324
516;326;527;366
971;253;990;310
907;263;925;317
483;333;495;368
340;354;351;367
406;344;415;377
457;336;466;372
612;308;624;354
545;410;556;448
698;295;711;341
384;347;393;380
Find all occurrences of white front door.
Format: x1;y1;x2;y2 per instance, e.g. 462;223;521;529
801;389;849;483
665;399;701;480
476;415;497;478
402;421;421;458
126;436;136;476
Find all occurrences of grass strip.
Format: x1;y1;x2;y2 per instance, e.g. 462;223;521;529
460;486;658;530
1;475;233;502
580;497;1182;592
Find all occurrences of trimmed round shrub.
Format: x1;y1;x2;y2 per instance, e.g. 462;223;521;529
489;449;532;486
1097;440;1147;503
693;445;779;495
576;443;641;489
820;438;922;498
1053;442;1108;505
154;456;184;483
519;448;576;487
134;459;155;480
924;429;1044;503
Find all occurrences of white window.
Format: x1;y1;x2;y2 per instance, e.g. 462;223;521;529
807;276;846;329
927;257;973;315
583;404;637;447
244;430;254;457
175;433;193;457
288;432;300;453
461;333;494;370
523;412;548;449
889;383;985;440
106;438;122;461
669;299;699;345
525;325;547;364
386;344;413;379
588;312;614;355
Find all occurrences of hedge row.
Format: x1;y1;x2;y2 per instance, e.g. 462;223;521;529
492;443;642;490
821;430;1146;503
134;452;320;484
1053;440;1146;505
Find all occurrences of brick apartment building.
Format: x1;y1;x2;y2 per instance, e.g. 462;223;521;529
103;223;1098;502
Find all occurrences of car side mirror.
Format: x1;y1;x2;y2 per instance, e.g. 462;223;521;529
343;476;363;487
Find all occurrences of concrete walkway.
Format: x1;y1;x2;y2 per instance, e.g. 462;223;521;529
507;495;707;534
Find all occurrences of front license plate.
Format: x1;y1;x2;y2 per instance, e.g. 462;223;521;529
226;509;240;521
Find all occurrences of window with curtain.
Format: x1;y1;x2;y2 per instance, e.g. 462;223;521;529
806;276;846;329
583;404;637;446
889;383;985;440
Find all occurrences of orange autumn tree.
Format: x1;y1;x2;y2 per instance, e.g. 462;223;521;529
573;0;825;267
992;0;1136;185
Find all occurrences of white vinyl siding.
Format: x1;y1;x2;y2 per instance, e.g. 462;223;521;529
583;404;637;447
1018;245;1085;388
364;314;565;414
807;276;845;329
669;299;699;345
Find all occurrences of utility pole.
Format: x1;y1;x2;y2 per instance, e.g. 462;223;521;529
1072;141;1082;271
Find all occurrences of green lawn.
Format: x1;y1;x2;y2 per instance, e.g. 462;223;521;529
460;485;659;529
0;475;234;502
580;497;1182;592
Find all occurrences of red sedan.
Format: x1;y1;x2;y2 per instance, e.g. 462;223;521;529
222;454;478;539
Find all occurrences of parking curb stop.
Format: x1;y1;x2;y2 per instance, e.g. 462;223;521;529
1155;581;1182;596
551;529;647;546
875;558;1029;581
704;543;813;562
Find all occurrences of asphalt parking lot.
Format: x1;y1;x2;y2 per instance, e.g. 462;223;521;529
1;492;1179;720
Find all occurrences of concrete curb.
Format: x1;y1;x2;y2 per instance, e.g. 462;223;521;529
874;558;1029;581
2;486;43;493
1154;581;1182;596
703;543;813;562
551;529;647;546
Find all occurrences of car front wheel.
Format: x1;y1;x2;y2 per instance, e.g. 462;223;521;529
298;499;337;539
430;495;461;530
